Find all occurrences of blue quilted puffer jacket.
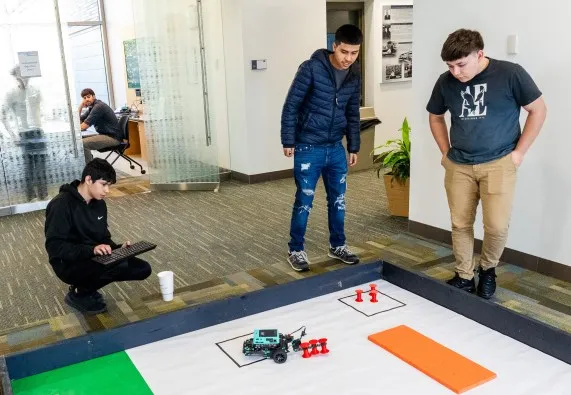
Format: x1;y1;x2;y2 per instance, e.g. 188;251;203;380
281;49;361;153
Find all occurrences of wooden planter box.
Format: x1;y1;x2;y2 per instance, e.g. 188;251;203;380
383;174;409;217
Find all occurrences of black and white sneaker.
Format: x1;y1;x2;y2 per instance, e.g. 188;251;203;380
328;245;360;265
287;251;310;272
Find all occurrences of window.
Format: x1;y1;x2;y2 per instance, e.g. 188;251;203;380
68;25;110;106
60;0;113;108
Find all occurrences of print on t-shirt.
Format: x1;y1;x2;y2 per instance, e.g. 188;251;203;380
460;83;487;119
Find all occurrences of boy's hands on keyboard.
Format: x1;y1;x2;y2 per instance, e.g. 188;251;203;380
94;244;112;255
94;242;132;256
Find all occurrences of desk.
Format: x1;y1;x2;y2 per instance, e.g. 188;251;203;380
125;118;148;161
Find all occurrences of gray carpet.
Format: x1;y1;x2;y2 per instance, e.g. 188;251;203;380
0;170;406;332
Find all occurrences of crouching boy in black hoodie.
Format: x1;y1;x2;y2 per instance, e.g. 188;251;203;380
45;158;152;315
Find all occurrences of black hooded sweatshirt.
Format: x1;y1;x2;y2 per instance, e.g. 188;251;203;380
45;180;119;269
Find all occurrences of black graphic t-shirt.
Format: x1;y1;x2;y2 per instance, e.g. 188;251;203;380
426;58;542;164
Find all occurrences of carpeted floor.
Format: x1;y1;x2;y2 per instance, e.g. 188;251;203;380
0;170;406;332
0;170;569;359
1;231;570;358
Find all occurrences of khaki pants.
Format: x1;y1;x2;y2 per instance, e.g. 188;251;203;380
82;134;121;163
442;153;518;280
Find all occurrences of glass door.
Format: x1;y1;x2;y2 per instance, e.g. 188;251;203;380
0;0;84;215
132;0;220;191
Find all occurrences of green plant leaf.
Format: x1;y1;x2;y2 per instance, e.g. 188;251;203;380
373;116;411;180
373;139;400;151
373;151;389;164
401;117;411;154
383;151;396;166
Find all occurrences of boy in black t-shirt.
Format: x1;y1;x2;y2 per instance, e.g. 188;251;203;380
426;29;546;299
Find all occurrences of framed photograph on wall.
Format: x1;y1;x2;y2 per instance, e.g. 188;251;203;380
381;4;413;83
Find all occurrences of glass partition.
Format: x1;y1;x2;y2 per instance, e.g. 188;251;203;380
0;0;84;214
132;0;222;190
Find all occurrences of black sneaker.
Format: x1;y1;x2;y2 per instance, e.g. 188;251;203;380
65;289;107;315
69;286;105;304
446;273;476;293
477;267;497;299
287;251;310;272
328;245;360;265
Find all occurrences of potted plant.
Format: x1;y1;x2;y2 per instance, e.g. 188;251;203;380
372;117;410;217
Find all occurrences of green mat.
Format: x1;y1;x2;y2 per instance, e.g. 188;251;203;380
11;352;153;395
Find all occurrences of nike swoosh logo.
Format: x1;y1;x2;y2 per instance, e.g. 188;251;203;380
98;216;103;220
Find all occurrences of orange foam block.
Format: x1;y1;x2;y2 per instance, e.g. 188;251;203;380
368;325;496;394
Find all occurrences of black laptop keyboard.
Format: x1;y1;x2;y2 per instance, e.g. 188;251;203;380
92;240;157;265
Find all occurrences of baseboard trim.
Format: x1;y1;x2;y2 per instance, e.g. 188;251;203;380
219;171;232;182
231;169;293;184
408;220;571;282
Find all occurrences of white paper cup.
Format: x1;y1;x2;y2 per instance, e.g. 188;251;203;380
157;271;174;301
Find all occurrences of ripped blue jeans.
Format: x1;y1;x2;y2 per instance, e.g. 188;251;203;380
288;142;348;252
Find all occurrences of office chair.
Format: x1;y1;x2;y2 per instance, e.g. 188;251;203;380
98;115;146;174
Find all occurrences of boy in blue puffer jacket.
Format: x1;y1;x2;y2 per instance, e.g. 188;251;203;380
281;24;362;272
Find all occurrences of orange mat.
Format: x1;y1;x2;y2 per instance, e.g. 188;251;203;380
368;325;496;394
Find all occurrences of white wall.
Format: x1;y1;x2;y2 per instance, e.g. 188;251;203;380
364;0;414;150
223;0;413;175
410;0;569;265
222;0;326;175
221;0;249;174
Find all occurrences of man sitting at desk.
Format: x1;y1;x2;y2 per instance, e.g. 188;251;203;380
44;158;152;315
79;88;122;163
